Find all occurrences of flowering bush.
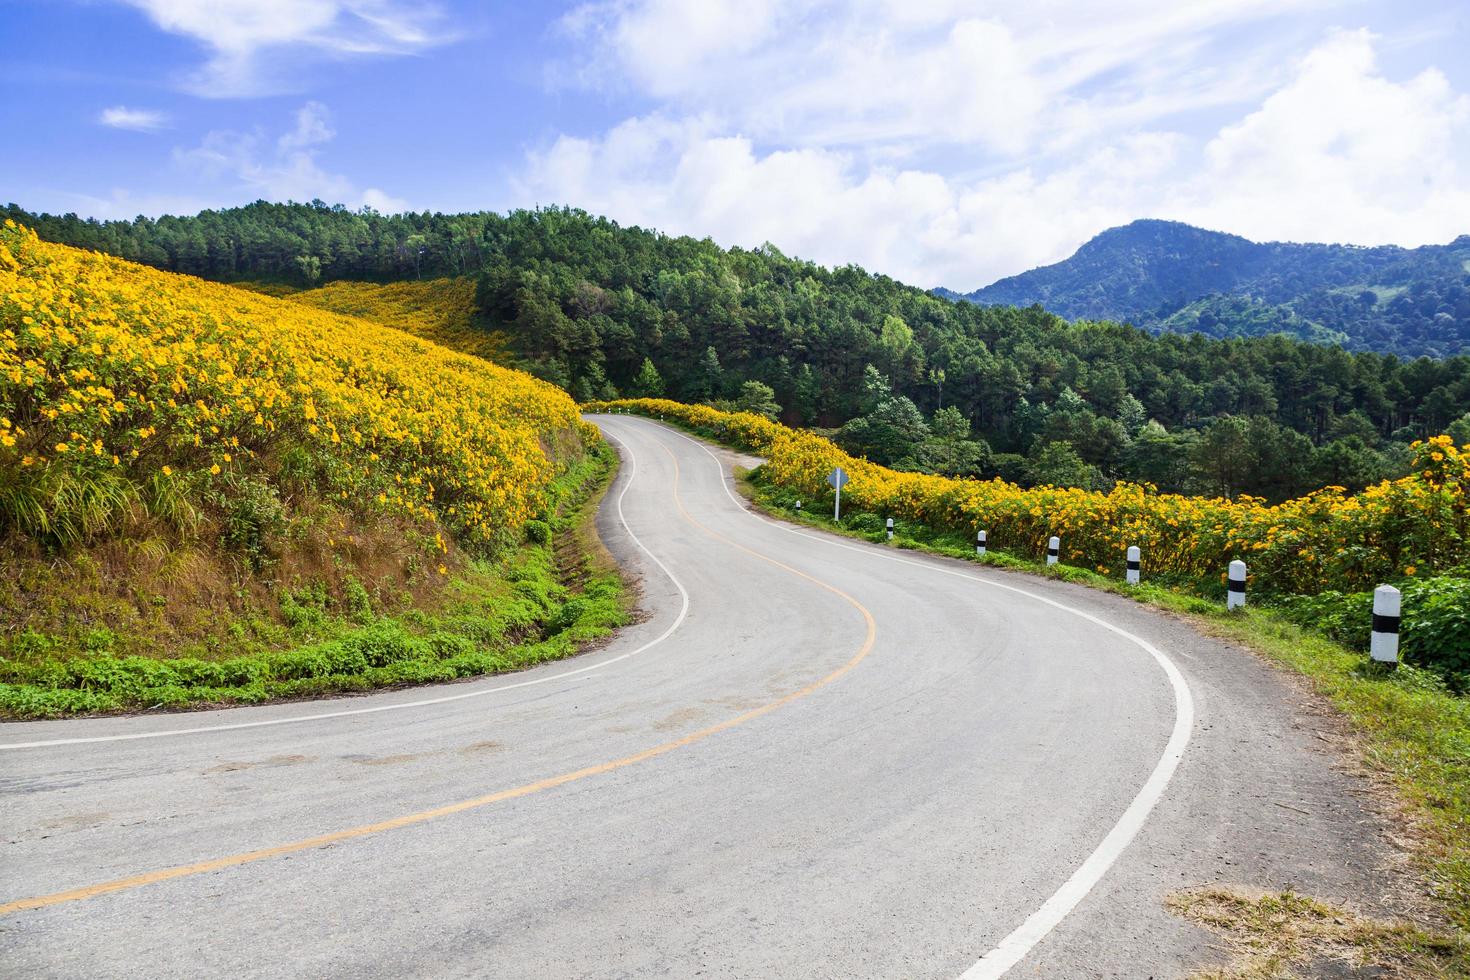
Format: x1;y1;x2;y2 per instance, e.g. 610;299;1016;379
588;398;1469;596
0;222;590;551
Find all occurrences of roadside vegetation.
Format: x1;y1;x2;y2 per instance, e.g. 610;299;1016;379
588;400;1470;612
0;222;627;717
593;398;1470;938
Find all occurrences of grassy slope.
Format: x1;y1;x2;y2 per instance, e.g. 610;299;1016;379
0;443;628;717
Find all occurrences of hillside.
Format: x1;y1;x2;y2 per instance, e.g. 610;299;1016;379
952;219;1470;357
243;276;509;363
0;221;624;716
7;203;1470;504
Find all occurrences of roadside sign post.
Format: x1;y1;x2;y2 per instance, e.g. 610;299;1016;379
826;467;849;521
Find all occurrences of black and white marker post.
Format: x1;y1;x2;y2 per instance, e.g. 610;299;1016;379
886;517;894;541
976;529;987;556
1046;536;1060;566
794;501;801;515
1227;559;1247;610
1126;545;1141;585
1370;584;1401;666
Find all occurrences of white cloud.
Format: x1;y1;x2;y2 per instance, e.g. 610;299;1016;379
98;105;169;131
277;101;336;151
555;0;1318;157
516;115;1179;287
1166;29;1470;247
177;101;407;211
520;28;1470;288
118;0;451;96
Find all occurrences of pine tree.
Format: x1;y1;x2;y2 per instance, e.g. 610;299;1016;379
634;357;664;397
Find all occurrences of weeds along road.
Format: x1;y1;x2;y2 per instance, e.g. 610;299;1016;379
0;416;1396;978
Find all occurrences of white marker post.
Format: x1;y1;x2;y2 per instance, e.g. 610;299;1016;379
794;501;802;515
827;467;849;521
1227;560;1247;610
976;530;987;556
1126;546;1141;585
1046;536;1060;566
886;517;894;541
1370;585;1401;665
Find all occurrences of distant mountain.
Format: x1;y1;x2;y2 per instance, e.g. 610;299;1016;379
949;219;1470;357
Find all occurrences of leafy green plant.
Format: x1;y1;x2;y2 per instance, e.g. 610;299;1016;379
342;578;374;623
523;519;551;545
1277;576;1470;687
210;475;286;570
843;512;886;539
1402;577;1470;678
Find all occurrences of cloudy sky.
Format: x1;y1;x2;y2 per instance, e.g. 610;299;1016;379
3;1;1468;288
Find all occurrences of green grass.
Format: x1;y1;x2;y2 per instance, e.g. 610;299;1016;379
0;445;631;718
729;464;1470;940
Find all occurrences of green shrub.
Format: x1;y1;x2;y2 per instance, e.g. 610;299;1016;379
7;629;58;659
1401;577;1470;678
523;519;552;545
843;512;886;538
280;583;330;632
1277;590;1371;648
548;597;589;635
1278;576;1470;686
210;475;286;570
342;578;374;623
80;627;116;653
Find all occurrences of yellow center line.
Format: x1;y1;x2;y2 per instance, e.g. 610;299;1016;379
1;430;876;917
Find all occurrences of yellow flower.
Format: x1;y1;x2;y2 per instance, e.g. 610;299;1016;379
161;466;172;476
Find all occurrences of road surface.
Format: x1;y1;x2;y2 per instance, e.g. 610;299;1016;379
1;416;1400;977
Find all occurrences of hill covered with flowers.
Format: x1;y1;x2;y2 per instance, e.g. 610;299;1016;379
0;222;621;715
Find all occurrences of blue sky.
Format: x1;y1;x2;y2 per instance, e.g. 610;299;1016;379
3;1;1469;288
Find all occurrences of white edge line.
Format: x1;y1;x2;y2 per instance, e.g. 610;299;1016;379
648;418;1195;979
0;430;691;752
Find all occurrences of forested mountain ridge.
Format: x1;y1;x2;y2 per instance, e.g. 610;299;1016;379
946;219;1470;357
8;201;1470;502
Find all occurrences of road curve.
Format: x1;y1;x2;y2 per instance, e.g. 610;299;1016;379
0;416;1398;977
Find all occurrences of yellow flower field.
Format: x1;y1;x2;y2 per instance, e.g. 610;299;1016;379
0;222;590;551
589;398;1470;595
281;277;508;364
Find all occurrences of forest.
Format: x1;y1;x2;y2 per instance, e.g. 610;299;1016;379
8;200;1470;502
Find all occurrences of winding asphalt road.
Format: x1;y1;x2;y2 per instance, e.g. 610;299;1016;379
1;416;1400;977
